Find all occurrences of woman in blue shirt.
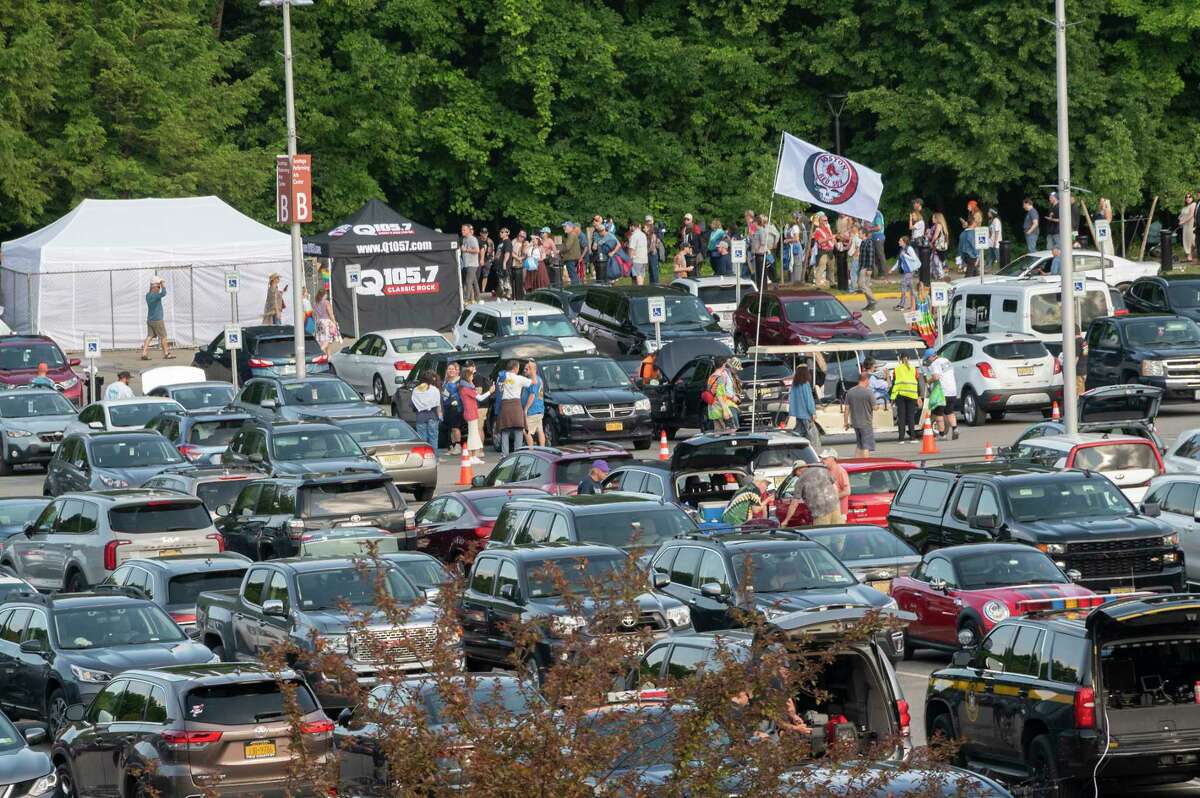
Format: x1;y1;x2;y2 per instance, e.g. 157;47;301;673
787;364;821;447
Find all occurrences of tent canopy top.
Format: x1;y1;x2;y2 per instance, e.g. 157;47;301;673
303;198;457;258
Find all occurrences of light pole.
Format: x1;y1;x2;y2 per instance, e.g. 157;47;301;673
261;0;312;372
826;94;848;155
1053;0;1077;435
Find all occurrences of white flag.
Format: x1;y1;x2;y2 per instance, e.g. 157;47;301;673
773;132;884;220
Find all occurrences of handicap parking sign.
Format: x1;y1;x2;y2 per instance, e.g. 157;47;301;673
225;325;242;349
84;336;101;359
647;296;666;324
511;311;529;333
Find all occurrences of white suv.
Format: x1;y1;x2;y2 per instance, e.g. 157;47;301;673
935;333;1063;427
670;276;757;331
452;301;595;353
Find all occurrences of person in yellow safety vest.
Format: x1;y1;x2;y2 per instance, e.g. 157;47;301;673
889;351;922;444
639;353;662;384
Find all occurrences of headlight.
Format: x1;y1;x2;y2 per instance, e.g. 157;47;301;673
70;664;111;683
4;429;32;438
1141;360;1166;377
665;605;691;628
98;474;129;488
549;614;587;637
760;605;790;621
881;596;899;610
559;404;585;416
633;398;650;411
982;600;1010;623
59;377;80;389
26;772;58;797
1163;533;1180;547
1036;543;1066;555
321;634;349;654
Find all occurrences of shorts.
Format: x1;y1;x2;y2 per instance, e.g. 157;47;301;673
934;396;960;415
146;319;167;340
854;426;875;451
631;261;647;278
525;413;544;436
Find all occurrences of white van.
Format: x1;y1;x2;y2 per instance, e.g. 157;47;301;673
938;276;1122;355
453;300;595;353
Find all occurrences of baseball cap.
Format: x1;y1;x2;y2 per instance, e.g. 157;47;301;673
819;448;839;459
1049;191;1057;199
923;347;936;360
561;221;574;228
592;459;610;474
540;226;551;234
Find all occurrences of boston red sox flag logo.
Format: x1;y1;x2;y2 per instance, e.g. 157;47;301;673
772;132;883;219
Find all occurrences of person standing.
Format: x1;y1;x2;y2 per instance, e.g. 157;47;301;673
1045;192;1061;249
891;236;919;311
104;370;135;400
787;364;820;447
866;207;886;278
842;370;877;457
141;276;173;360
459;362;492;465
706;358;737;433
261;273;286;325
495;228;514;299
628;221;649;285
929;212;949;279
783;213;803;282
793;463;841;527
312;287;340;357
496;360;531;455
712;240;732;280
522;360;546;447
411;371;442;455
821;449;851;524
577;460;609;495
986;209;1002;269
679;214;702;276
1095;198;1114;256
559;222;582;285
511;230;529;299
856;224;878;311
460;224;481;304
707;219;727;276
889;351;921;443
812;214;835;288
478;228;496;297
1180;193;1197;264
926;348;959;441
645;216;662;285
847;222;863;294
909;199;930;287
673;243;694;279
441;363;465;456
590;218;621;282
1022;198;1040;252
750;215;769;287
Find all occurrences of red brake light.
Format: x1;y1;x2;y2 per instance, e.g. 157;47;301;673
976;362;995;378
896;699;911;737
474;522;495;540
206;532;225;552
162;730;223;748
1074;686;1096;728
103;539;131;571
170;612;197;625
248;358;271;368
413;445;435;465
1114;308;1129;316
177;444;204;461
394;360;414;372
300;719;335;735
313;354;329;364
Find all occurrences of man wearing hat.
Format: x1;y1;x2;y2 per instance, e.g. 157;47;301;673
262;272;286;326
925;347;959;440
820;449;851;523
141;276;173;360
105;370;135;401
577;459;609;495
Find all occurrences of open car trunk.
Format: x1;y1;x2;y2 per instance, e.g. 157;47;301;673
675;468;750;520
791;649;896;749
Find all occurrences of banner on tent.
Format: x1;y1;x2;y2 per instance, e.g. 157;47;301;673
331;252;459;333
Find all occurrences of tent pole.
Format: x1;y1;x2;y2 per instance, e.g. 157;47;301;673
108;272;115;346
189;266;196;346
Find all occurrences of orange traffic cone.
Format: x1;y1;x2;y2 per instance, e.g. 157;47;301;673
1051;401;1061;422
658;429;670;461
920;416;939;455
457;447;474;486
984;441;995;461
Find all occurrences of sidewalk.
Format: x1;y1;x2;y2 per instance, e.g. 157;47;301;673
67;348;200;395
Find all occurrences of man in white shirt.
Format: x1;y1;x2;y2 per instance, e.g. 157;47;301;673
104;370;135;401
925;349;959;440
628;223;648;285
986;209;1002;270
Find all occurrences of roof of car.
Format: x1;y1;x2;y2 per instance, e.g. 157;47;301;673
119;553;252;572
928;542;1047;560
916;463;1059;478
754;287;837;299
161;409;252;422
506;494;665;511
840;457;915;471
518;444;631;460
671;276;756;287
680;431;808;446
269;556;398;572
369;328;445;338
587;285;688;297
662;530;815;550
268;471;394;487
6;591;154;610
1019;433;1150;450
451;486;549;501
255;419;343;432
0;387;65;396
93;397;181;407
159;381;234;391
0;335;58;345
1145;274;1200;283
67;488;205;504
75;429;170;440
468;300;561;316
482;542;627;561
953;332;1049;344
131;662;299;685
157;465;262;482
249;374;344;385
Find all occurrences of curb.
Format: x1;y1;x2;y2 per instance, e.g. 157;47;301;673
829;291;902;300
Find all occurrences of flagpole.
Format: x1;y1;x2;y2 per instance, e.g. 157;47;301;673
750;132;786;433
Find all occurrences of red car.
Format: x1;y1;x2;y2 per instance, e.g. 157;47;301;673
891;542;1094;658
732;287;870;349
411;486;548;566
0;335;83;405
774;458;913;527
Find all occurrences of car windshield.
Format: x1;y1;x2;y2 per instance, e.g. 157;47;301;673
498;314;578;338
847;468;908;496
390;335;452;354
574;507;696;549
540;359;631;391
187;419;245;447
109;401;182;427
0;499;49;527
955;550;1068;589
0;343;66;370
0;392;75;417
731;544;856;592
54;604;186;650
170;385;235;410
982;341;1049;360
91;437;184;468
1006;479;1133;521
0;710;22;752
282;380;361;405
1123;318;1200;347
1167;282;1200;309
340;417;419;443
167;570;248;605
185;680;318;725
370;678;538;722
527;554;627;598
301;481;400;517
697;285;748;305
995;254;1043;276
385;556;452;590
781;297;852;323
1073;443;1159;472
270;429;363;461
1030;290;1109;334
804;528;918;562
196;479;262;514
109;501;212;533
295;567;418;609
630;295;713;326
254;337;322;358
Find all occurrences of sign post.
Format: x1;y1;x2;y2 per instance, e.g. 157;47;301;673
225;325;242;393
974;227;991;282
930;281;949;345
225;271;240;323
84;336;101;403
731;240;748;305
646;296;666;353
345;264;362;339
1095;220;1111;281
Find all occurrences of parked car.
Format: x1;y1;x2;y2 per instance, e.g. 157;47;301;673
461;544;690;680
0;707;55;798
43;430;187;495
53;663;332;798
486;494;697;556
454;300;595;353
216;472;412;561
886;464;1184;593
231;374;383;423
1011;433;1165;502
1085;313;1200;402
221;419;383;477
801;524;921;592
380;552;453;596
1124;274;1200;322
984;248;1157;288
472;443;632;494
0;335;83;405
0;591;215;733
1165;426;1200;475
67;396;184;434
0;498;49;562
575;285;730;356
297;526;401;557
670;431;819;489
925;593;1200;794
99;552;252;633
330;327;454;402
934;333;1063;426
412;487;547;566
600;459;751;521
1140;474;1200;588
390;348;500;424
0;574;35;604
891;543;1093;658
526;286;589;323
144;408;255;464
196;557;444;709
140;465;266;518
334;415;436;500
145;380;236;411
1008;384;1165;453
1;489;223;592
0;388;78;474
192;324;331;384
670;276;757;330
732;288;870;350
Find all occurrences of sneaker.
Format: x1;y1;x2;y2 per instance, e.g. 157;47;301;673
952;428;960;441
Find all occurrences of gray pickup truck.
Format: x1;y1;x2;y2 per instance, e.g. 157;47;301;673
194;557;449;709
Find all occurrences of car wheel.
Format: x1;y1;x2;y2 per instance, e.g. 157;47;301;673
633;439;652;451
1028;734;1078;798
959;619;983;649
523;653;545;686
988;411;1005;422
47;688;68;736
56;760;77;798
543;423;557;448
901;630;915;660
0;456;11;477
64;570;87;593
961;390;984;427
413;486;434;502
372;374;387;404
0;562;15;577
929;713;964;764
42;481;51;497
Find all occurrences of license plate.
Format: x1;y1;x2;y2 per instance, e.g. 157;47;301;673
605;422;623;432
1110;586;1135;594
277;365;296;375
159;548;181;557
380;454;406;466
244;740;276;759
869;580;892;594
1017;367;1035;377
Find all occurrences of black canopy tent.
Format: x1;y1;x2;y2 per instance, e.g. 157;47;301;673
304;199;461;333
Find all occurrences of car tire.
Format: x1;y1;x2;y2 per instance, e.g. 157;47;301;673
56;759;77;798
929;712;964;765
633;439;652;451
0;562;15;577
0;456;10;477
372;375;387;404
64;570;87;593
1029;734;1078;798
413;486;434;502
543;423;557;448
988;411;1006;422
523;653;545;686
959;619;983;649
42;481;51;497
211;643;228;662
47;687;68;736
961;389;984;427
901;630;915;660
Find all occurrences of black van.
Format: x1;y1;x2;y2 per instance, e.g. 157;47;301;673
574;286;730;357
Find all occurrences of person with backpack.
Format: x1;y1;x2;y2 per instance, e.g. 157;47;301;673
590;216;622;281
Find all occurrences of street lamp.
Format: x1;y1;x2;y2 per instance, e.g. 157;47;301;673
1052;0;1077;434
826;93;848;155
260;0;313;371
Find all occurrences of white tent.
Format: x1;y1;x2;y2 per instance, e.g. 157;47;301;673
0;196;294;350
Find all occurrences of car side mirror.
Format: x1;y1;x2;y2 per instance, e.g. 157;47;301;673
262;599;287;617
19;638;46;654
69;358;81;367
951;649;974;668
471;475;486;488
970;513;999;531
498;583;520;603
1142;500;1161;518
64;704;86;723
341;346;353;354
957;627;978;648
88;421;103;430
700;582;728;600
22;522;33;537
260;399;277;409
929;577;949;593
851;311;863;319
652;572;670;589
248;453;264;464
21;725;47;746
1066;569;1083;582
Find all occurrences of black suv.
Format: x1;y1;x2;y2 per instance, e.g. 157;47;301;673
1123;274;1200;323
192;324;331;384
574;285;730;357
926;593;1200;794
221;419;383;477
1085;314;1200;402
216;473;413;561
0;708;54;798
487;494;697;557
0;591;215;733
886;464;1184;593
460;543;692;679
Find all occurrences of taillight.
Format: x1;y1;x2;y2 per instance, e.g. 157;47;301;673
474;522;495;540
300;719;335;735
896;699;911;737
162;730;223;749
413;445;435;465
206;532;225;552
1074;687;1096;728
170;612;197;625
1115;308;1129;316
394;360;414;372
1053;358;1062;375
976;362;995;378
177;444;204;461
313;354;329;364
248;357;271;368
103;539;131;570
